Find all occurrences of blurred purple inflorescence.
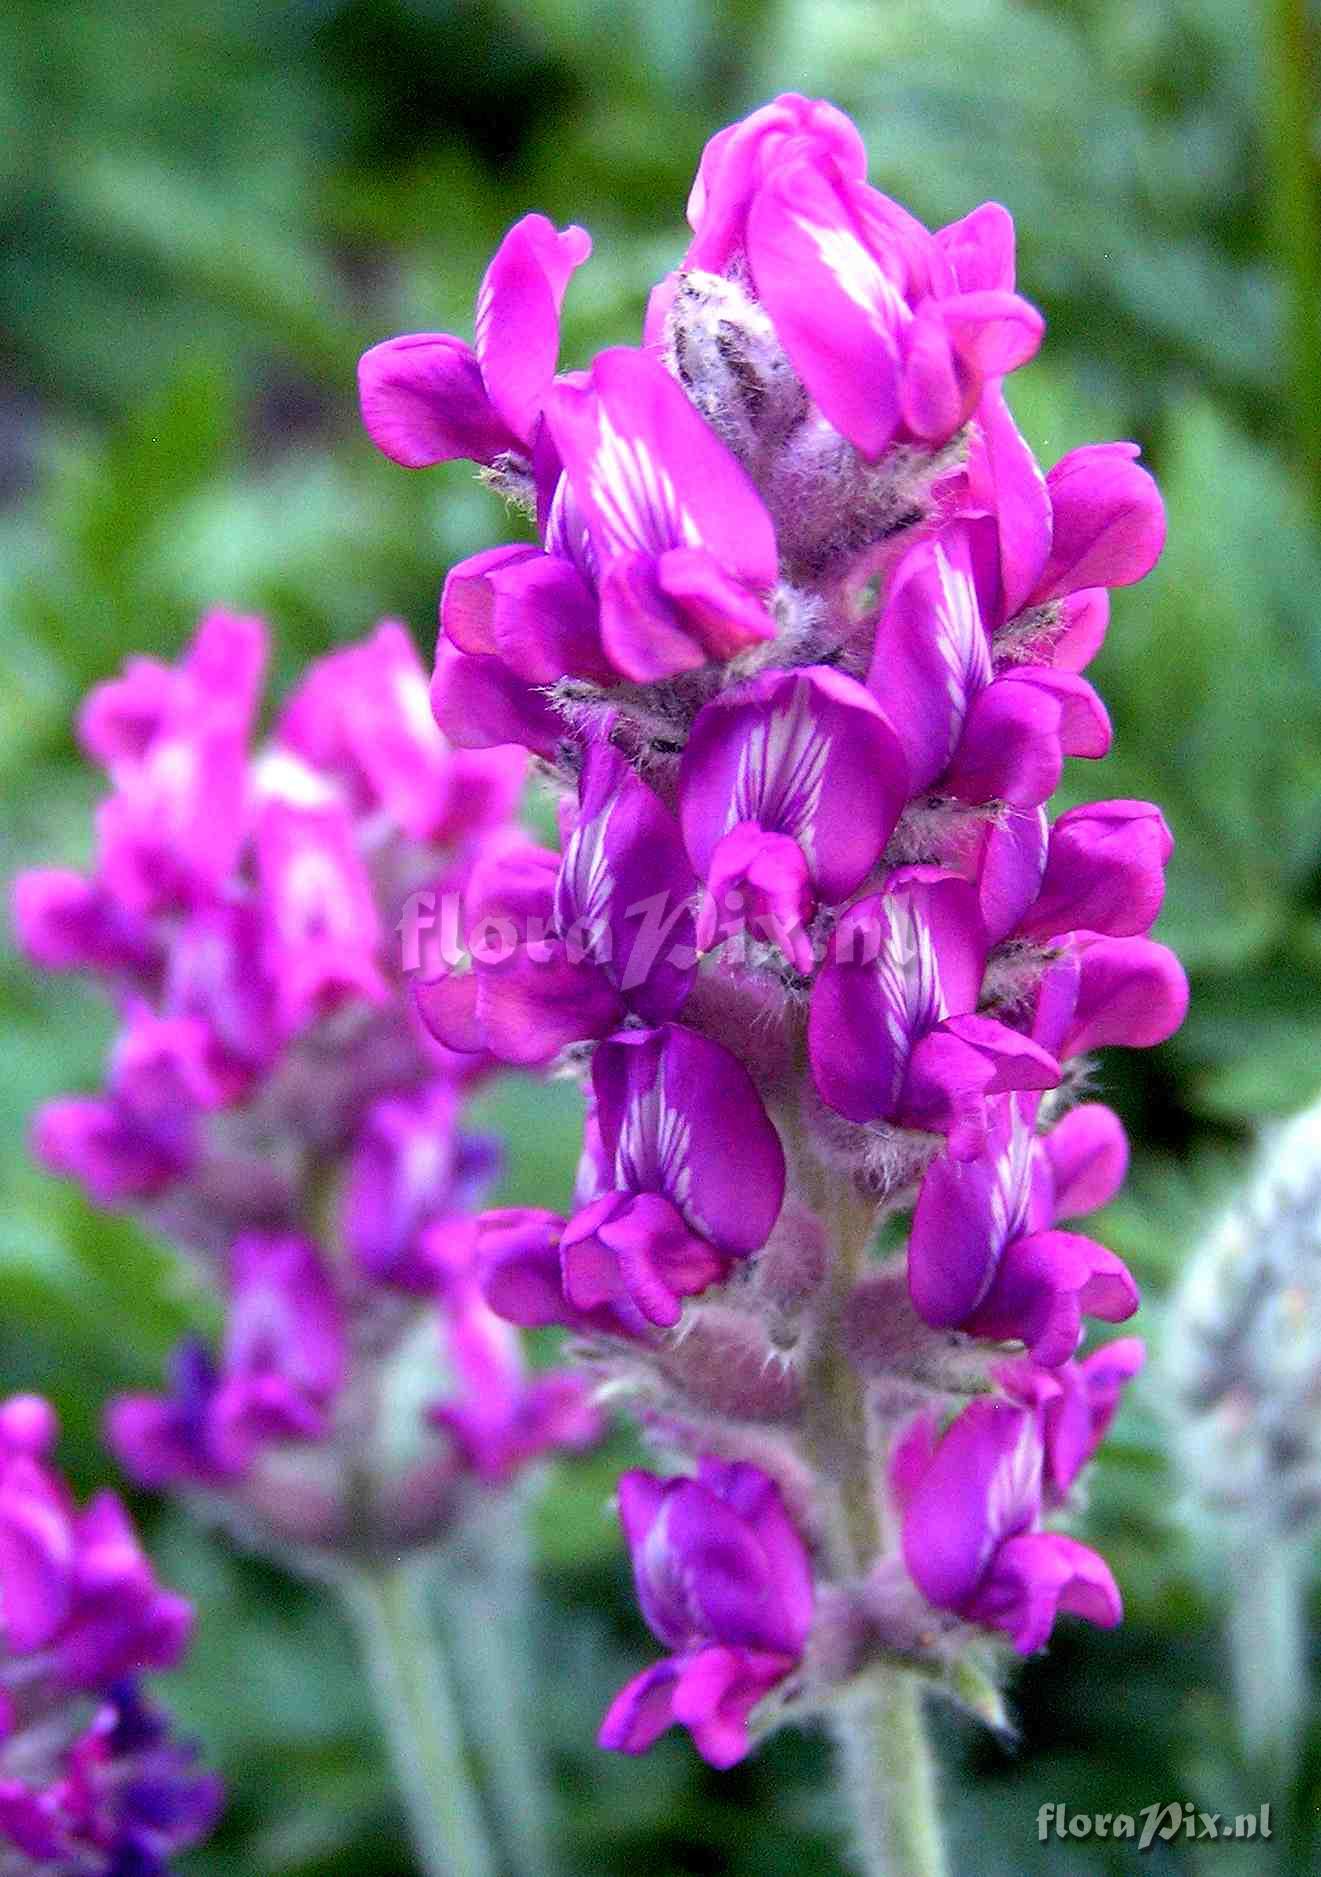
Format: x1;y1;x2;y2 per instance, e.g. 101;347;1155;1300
15;611;599;1566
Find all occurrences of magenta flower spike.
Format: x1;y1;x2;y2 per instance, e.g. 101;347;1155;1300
16;606;599;1577
18;601;614;1877
351;94;1183;1856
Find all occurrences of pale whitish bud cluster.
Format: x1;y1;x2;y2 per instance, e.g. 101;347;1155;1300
1169;1098;1321;1537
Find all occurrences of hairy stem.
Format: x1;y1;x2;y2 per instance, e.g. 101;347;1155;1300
439;1508;558;1877
803;1175;948;1877
835;1675;948;1877
1228;1528;1307;1788
340;1558;498;1877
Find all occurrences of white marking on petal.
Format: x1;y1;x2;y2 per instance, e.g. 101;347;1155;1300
394;666;444;751
987;1114;1037;1256
560;794;616;931
931;540;991;758
874;891;947;1097
982;1413;1041;1547
791;217;911;334
588;406;701;559
545;474;598;582
616;1060;693;1216
731;680;830;871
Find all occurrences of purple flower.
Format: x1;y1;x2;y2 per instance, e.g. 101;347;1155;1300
997;1336;1145;1507
965;413;1165;639
254;797;387;1037
78;608;266;770
30;1095;194;1207
12;870;159;978
358;213;590;468
908;1097;1138;1365
419;744;697;1066
441;541;609;685
425;1225;601;1482
695;119;1041;459
211;1233;347;1454
682;92;868;273
472;1206;653;1343
0;1676;220;1873
599;1459;813;1766
893;1397;1121;1652
1028;937;1189;1059
111;1236;347;1488
557;1024;786;1328
345;1084;500;1290
545;347;779;679
1013;800;1175;944
867;522;1111;810
809;868;1058;1155
429;636;566;758
0;1399;192;1693
679;666;908;970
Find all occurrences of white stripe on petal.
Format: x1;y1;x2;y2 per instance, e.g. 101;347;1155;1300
589;407;701;558
931;540;991;758
791;216;910;335
731;681;831;871
874;892;947;1097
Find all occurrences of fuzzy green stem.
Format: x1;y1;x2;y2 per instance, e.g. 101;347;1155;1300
835;1677;948;1877
1265;0;1321;525
1228;1529;1307;1789
802;1179;948;1877
438;1510;558;1877
340;1558;499;1877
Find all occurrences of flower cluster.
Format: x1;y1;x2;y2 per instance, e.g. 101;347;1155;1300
15;612;598;1564
0;1395;219;1874
359;91;1186;1768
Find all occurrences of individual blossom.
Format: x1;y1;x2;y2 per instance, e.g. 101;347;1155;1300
418;740;698;1066
678;666;907;970
483;1024;785;1335
598;1458;813;1767
891;1393;1123;1654
908;1097;1139;1366
808;867;1060;1155
358;214;590;470
0;1396;220;1874
866;520;1112;811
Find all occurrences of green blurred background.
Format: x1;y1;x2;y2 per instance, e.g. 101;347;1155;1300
2;0;1320;1870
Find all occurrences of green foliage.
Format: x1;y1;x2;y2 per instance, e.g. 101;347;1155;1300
1;0;1319;1870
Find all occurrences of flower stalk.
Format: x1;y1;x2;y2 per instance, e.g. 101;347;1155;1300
805;1182;947;1877
438;1506;558;1877
341;1557;499;1877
